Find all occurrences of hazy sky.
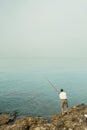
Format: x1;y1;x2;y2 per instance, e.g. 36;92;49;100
0;0;87;58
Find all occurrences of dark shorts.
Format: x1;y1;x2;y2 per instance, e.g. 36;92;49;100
60;99;68;108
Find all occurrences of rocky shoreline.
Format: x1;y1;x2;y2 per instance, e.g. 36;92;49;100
0;104;87;130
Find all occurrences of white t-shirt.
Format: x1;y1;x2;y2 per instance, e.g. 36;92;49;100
59;92;67;99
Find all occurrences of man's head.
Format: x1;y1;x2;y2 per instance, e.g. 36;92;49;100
60;89;63;92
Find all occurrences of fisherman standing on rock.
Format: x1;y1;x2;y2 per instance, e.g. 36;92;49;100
59;89;69;115
47;80;69;115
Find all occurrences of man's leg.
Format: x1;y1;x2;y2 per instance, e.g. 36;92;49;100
62;107;64;115
66;106;69;114
66;100;69;114
61;100;64;115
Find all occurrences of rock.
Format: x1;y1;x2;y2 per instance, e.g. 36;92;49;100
51;103;87;130
29;123;56;130
0;104;87;130
3;124;28;130
51;114;62;121
0;112;16;126
27;117;48;127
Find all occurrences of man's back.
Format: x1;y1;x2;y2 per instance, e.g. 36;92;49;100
59;91;67;99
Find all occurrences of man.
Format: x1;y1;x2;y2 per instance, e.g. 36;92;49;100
59;89;69;115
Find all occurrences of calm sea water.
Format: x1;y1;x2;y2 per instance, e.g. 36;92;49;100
0;58;87;119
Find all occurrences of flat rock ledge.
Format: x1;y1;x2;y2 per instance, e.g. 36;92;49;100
0;104;87;130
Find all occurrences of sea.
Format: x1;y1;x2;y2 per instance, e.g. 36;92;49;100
0;58;87;120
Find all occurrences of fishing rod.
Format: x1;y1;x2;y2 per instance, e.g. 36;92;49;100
47;79;60;94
